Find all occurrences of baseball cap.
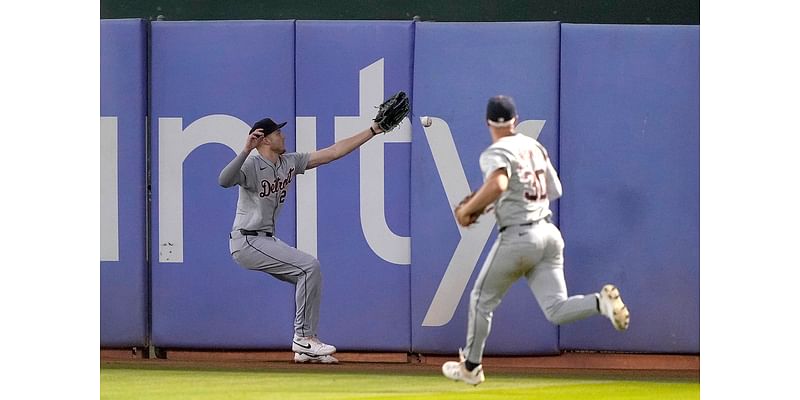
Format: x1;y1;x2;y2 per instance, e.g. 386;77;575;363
249;117;287;135
486;95;517;127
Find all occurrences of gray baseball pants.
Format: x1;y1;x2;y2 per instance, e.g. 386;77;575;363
230;233;321;339
463;220;600;364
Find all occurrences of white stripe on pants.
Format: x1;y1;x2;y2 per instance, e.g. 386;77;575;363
230;235;322;338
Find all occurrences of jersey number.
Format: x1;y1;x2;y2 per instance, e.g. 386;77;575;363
522;169;547;201
279;190;287;203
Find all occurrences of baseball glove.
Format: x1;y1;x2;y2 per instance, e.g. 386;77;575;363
455;192;484;226
373;91;410;133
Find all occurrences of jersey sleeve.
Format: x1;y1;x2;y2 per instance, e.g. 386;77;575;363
238;157;258;191
285;152;311;175
479;147;513;181
535;144;563;201
219;151;257;191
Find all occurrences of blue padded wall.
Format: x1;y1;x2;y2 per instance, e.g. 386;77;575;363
100;19;148;347
559;24;700;352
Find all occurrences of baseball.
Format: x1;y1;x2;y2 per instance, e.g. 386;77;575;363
422;116;433;127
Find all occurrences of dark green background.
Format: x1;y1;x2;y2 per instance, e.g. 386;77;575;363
101;0;699;24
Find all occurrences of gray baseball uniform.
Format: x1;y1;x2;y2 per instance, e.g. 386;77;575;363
463;133;600;364
219;151;322;339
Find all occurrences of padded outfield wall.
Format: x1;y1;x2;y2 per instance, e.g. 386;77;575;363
100;19;699;354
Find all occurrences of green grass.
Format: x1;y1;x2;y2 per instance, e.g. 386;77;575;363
101;366;699;400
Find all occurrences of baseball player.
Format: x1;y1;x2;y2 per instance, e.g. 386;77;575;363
441;95;630;385
218;94;408;365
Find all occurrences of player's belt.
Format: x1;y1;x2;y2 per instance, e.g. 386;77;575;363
498;222;533;233
230;229;273;239
499;219;551;233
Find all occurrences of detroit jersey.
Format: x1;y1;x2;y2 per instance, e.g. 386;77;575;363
231;152;310;233
479;133;562;229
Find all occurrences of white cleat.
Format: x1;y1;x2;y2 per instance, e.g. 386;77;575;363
292;336;337;356
294;352;339;364
441;349;485;386
599;284;630;331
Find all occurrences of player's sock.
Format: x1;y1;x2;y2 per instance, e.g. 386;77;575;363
465;360;480;372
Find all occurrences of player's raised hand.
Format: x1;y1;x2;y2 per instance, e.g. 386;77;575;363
245;129;265;152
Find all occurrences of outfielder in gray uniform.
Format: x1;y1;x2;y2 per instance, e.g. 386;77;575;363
218;116;391;364
442;95;631;385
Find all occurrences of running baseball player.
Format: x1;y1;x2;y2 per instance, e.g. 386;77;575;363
218;93;409;364
441;95;630;385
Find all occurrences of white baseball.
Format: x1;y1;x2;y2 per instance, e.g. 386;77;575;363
422;116;433;127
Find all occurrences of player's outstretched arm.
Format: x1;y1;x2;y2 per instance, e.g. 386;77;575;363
306;90;409;170
218;129;264;187
306;122;383;170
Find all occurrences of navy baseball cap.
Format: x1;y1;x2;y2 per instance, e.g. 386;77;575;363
250;117;287;135
486;95;517;127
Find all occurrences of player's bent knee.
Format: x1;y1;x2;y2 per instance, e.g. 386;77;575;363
542;304;568;325
304;258;322;279
543;313;562;325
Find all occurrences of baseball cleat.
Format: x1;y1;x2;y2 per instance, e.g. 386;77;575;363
292;336;337;356
599;284;630;331
441;349;485;386
294;352;339;364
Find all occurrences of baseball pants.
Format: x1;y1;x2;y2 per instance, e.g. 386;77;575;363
463;221;599;364
230;233;321;339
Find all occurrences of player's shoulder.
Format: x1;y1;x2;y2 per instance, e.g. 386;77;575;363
482;139;515;161
512;134;550;155
244;154;260;164
280;152;310;167
283;151;310;157
281;152;309;162
514;132;542;146
530;138;550;158
487;134;536;153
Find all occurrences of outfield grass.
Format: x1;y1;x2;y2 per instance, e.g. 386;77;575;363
101;365;699;400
